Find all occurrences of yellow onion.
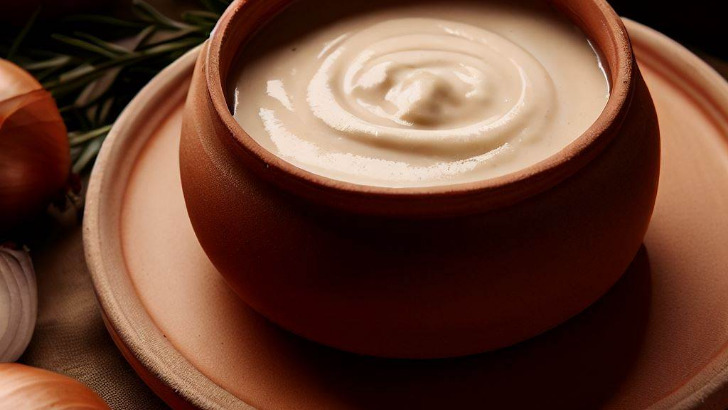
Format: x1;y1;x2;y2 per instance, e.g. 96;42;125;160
0;59;70;233
0;363;109;409
0;245;37;362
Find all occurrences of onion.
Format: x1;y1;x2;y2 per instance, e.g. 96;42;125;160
0;58;70;233
0;363;109;409
0;245;37;362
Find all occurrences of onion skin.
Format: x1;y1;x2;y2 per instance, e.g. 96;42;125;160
0;60;40;102
0;246;36;362
0;59;70;233
0;363;109;409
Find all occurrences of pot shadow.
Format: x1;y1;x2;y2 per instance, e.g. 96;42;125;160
242;247;652;409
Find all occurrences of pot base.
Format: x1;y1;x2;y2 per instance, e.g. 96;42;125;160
85;20;728;409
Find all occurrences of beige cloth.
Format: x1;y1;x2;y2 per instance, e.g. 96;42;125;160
19;209;167;410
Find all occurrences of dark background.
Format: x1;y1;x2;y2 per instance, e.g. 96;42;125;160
610;0;726;59
0;1;724;59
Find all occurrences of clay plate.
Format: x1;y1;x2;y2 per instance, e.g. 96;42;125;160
84;20;728;409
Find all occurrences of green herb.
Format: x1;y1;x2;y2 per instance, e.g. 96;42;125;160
1;0;231;173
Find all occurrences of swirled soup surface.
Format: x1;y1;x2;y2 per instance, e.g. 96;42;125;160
230;0;609;187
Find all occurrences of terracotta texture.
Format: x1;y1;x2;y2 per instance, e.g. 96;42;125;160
179;0;660;358
82;20;728;408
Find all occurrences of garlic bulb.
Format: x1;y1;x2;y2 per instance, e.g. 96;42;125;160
0;246;37;362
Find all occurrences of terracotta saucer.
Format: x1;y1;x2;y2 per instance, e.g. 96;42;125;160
84;20;728;410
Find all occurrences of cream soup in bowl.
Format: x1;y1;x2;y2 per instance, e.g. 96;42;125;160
231;0;610;187
180;0;659;358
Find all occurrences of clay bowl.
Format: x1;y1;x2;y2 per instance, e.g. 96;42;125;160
179;0;660;359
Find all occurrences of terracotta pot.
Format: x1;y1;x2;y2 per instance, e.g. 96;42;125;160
180;0;660;358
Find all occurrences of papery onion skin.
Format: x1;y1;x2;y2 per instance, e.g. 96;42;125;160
0;363;109;409
0;60;39;102
0;59;70;233
0;246;37;362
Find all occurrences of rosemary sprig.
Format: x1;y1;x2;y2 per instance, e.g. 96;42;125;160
1;0;229;173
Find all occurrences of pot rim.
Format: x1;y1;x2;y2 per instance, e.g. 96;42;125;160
204;0;635;217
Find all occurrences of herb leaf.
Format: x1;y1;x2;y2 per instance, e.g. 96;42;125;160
1;0;229;173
